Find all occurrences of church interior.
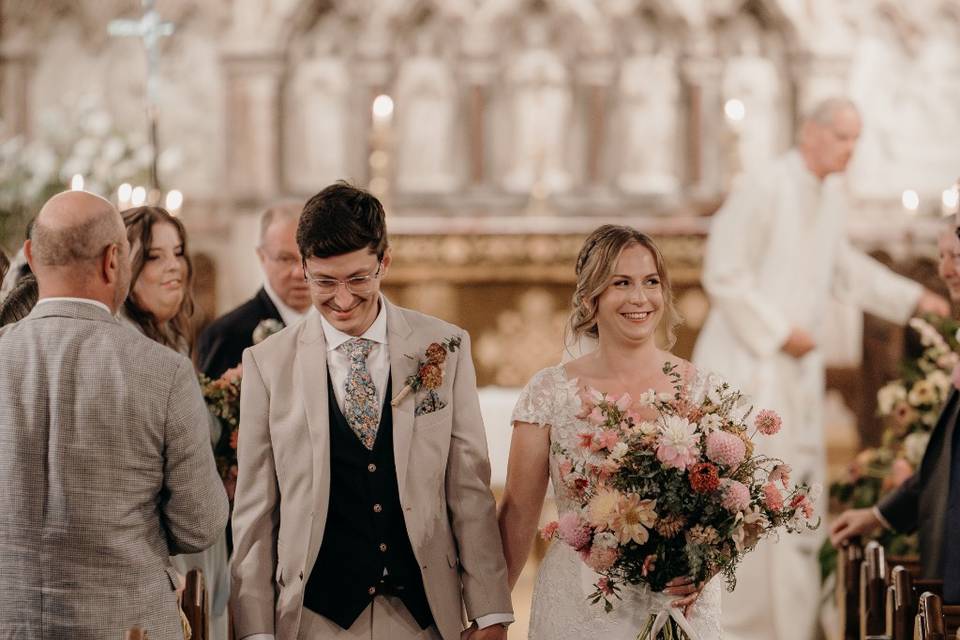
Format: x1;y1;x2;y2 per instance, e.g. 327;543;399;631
3;1;960;638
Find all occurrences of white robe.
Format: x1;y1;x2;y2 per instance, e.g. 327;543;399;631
692;150;923;640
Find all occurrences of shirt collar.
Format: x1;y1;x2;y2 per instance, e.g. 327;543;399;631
36;297;112;315
319;295;388;352
263;278;309;327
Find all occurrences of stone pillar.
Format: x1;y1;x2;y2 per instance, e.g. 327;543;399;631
577;58;615;189
681;57;724;200
221;50;285;205
0;38;35;138
462;59;497;190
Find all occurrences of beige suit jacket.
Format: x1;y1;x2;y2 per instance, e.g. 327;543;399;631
230;300;511;640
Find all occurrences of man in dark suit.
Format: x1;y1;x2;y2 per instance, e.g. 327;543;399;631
831;224;960;602
197;201;311;378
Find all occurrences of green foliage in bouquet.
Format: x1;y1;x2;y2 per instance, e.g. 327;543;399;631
819;313;960;582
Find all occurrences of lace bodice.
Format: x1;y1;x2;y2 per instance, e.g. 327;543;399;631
511;365;722;639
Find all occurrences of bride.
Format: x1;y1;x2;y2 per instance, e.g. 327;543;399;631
497;225;722;638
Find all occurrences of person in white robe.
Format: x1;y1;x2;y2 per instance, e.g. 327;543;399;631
692;97;949;640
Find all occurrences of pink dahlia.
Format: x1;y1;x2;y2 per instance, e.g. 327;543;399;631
720;479;751;513
586;545;619;572
762;482;784;511
557;512;591;550
540;521;559;540
705;430;746;467
755;409;782;436
656;415;700;471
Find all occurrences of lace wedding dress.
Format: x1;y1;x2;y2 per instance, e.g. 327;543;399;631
512;365;722;639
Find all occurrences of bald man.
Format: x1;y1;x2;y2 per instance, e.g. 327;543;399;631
0;191;228;640
693;97;949;640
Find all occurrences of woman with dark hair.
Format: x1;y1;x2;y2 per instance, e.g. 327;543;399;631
120;205;229;640
122;206;196;351
497;225;722;638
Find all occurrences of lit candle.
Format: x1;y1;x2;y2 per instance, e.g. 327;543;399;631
165;189;183;215
372;94;394;127
131;186;147;207
941;186;959;216
901;189;920;215
724;99;746;128
70;174;85;191
117;183;132;209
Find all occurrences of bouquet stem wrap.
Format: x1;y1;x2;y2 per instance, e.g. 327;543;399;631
637;592;700;640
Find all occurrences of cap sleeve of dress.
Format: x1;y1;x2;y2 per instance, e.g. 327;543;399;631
511;366;565;429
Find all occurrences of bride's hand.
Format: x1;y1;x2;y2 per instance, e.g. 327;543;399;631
665;576;704;617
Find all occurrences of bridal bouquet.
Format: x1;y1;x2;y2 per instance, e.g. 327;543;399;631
541;364;819;639
200;365;242;502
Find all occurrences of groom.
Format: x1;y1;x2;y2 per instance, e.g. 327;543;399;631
230;182;512;640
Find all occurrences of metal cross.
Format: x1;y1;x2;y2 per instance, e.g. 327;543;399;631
108;0;175;190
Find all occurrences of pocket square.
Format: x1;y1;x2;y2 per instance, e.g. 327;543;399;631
415;390;446;417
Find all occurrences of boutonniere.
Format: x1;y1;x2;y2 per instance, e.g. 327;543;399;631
391;335;463;412
252;318;284;345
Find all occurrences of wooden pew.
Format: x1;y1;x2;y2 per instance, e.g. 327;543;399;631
861;541;887;638
838;539;865;640
885;566;943;639
181;568;207;640
916;592;960;639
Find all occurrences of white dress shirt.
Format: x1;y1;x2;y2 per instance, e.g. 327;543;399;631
263;279;310;328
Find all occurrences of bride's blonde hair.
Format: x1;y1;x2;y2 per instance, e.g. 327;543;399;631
567;225;682;349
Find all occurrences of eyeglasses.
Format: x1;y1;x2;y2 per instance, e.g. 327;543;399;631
303;261;383;295
262;250;301;269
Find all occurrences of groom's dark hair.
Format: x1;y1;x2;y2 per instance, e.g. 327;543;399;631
297;181;388;260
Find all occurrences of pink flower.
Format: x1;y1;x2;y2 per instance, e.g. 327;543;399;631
577;431;595;450
790;494;814;519
558;458;574;479
720;479;751;513
888;457;913;490
641;554;657;577
592;430;620;452
557;512;591;550
596;576;615;596
762;482;784;511
656;415;701;471
540;521;559;540
587;407;607;426
614;393;633;411
768;464;792;489
705;430;746;467
586;545;619;572
755;410;782;436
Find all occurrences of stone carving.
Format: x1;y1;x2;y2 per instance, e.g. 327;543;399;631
395;34;459;194
617;53;681;195
503;18;572;194
284;53;349;192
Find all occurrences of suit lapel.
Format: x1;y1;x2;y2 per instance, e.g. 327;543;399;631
297;313;331;560
386;302;417;499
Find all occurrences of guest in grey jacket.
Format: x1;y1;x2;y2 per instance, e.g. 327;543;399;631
0;190;228;640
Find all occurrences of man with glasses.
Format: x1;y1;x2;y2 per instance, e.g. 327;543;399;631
197;200;311;378
230;182;512;640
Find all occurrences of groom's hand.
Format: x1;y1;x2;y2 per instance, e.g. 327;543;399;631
461;622;507;640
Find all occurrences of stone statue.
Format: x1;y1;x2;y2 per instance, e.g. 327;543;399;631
284;53;349;193
721;16;782;173
503;19;572;194
617;53;680;195
395;35;459;194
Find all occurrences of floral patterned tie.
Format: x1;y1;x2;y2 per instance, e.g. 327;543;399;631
338;338;379;449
